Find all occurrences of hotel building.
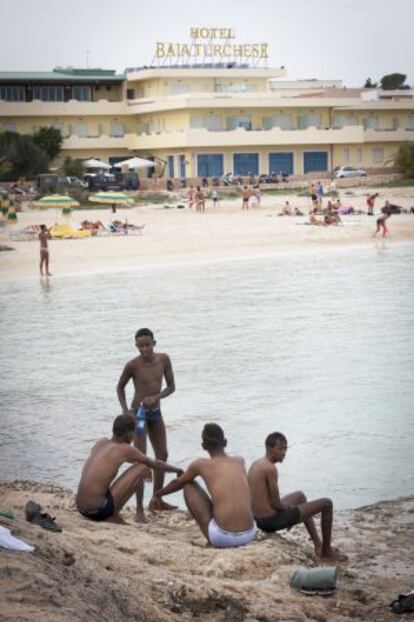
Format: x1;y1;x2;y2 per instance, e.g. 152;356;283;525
1;61;413;179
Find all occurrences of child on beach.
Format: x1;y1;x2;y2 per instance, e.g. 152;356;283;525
76;414;182;523
211;189;220;207
117;328;176;522
151;423;256;548
248;432;346;561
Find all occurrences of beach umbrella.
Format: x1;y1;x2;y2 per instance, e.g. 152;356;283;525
84;158;111;169
33;195;80;209
88;192;134;205
115;156;155;169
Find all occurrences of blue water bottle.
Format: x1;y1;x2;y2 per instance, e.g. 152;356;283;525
135;404;146;435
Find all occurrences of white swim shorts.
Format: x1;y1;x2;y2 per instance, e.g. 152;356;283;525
208;518;256;549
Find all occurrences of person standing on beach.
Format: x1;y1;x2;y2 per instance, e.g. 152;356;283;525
366;193;379;216
195;186;205;212
76;414;182;523
39;224;52;276
242;186;250;210
151;423;256;548
117;328;176;522
248;432;346;561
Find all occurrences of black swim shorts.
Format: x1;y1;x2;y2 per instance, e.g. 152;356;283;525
255;507;301;533
78;490;115;522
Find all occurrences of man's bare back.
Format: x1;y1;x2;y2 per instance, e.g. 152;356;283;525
189;454;253;532
153;424;256;548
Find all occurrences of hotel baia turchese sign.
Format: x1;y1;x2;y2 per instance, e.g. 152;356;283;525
155;27;269;61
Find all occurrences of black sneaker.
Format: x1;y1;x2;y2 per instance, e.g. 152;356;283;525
31;512;62;533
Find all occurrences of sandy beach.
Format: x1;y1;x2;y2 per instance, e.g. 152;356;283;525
1;186;414;282
0;481;413;622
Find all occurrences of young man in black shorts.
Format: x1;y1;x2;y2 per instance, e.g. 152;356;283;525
248;432;346;561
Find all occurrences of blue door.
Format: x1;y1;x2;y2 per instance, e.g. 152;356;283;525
179;154;186;178
269;152;294;175
197;154;224;177
233;153;259;176
167;155;174;177
303;151;328;173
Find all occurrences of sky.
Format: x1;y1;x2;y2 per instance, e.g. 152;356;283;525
0;0;412;87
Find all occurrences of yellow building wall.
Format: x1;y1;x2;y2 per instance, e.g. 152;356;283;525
332;143;400;168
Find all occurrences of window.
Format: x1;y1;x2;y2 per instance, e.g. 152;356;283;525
298;114;321;129
262;115;293;130
227;116;252;131
233;153;259;175
197;154;224;177
138;122;152;135
363;116;379;130
3;121;16;132
179;155;186;178
205;115;222;131
333;114;357;129
343;148;350;164
72;85;91;101
269;153;294;175
0;85;25;101
33;86;64;101
407;115;414;130
167;155;174;177
127;89;135;100
372;147;383;163
72;122;87;137
392;117;400;130
356;147;363;163
190;115;204;129
303;152;328;173
110;122;124;137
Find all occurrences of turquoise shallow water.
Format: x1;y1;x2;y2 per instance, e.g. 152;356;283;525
1;243;413;509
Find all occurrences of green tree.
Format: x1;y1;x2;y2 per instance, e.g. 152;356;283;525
364;77;377;88
380;73;408;90
63;156;85;178
33;126;63;160
0;131;49;181
394;143;414;178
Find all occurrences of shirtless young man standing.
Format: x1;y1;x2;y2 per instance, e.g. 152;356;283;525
248;432;346;561
39;224;52;276
76;414;182;523
151;423;256;548
117;328;176;522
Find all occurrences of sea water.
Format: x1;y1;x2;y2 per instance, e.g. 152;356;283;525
1;243;413;509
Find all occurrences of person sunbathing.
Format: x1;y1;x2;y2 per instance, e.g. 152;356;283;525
80;220;105;231
248;432;346;561
309;209;327;226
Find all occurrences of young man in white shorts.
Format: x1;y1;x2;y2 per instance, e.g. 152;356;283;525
151;423;256;548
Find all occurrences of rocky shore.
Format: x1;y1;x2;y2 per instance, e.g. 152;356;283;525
0;481;413;621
